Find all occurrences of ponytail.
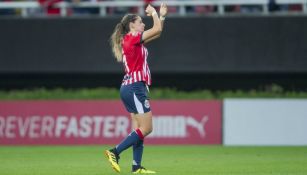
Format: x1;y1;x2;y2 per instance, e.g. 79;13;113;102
111;23;124;62
110;14;139;62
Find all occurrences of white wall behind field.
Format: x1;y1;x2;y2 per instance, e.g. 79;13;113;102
223;99;307;146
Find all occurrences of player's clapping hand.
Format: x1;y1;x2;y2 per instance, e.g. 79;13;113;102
159;3;168;17
145;4;157;16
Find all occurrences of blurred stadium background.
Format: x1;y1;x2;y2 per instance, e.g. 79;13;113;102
0;0;307;175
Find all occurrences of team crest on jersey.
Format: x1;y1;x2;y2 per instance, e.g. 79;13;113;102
144;100;150;108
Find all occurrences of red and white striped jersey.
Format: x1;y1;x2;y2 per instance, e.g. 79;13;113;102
121;32;151;86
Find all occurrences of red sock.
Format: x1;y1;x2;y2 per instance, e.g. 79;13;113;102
135;128;144;140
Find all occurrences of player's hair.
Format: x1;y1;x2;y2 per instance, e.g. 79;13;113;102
110;14;139;62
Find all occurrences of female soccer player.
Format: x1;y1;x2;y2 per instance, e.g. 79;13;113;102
105;3;168;174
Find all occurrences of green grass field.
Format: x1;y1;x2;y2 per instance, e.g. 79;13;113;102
1;145;307;175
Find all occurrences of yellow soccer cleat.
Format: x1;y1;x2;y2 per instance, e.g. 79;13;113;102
132;166;156;174
105;149;120;173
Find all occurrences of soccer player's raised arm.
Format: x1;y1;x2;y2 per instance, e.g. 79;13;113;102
143;3;167;43
142;4;162;43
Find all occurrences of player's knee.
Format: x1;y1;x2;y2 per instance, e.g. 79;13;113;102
146;126;153;135
140;126;152;137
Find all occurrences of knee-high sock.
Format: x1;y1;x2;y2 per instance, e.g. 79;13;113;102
133;139;144;168
116;128;144;155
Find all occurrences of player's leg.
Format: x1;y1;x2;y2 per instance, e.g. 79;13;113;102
115;81;152;156
105;112;146;173
131;114;144;171
105;113;146;173
106;81;154;173
132;112;156;174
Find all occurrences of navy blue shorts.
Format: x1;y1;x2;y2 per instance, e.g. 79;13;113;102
120;81;151;114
